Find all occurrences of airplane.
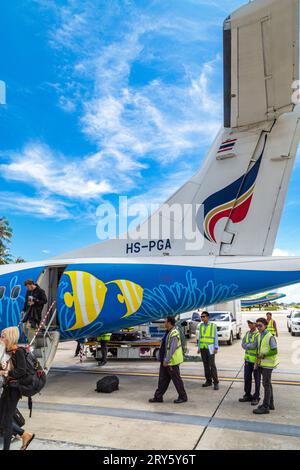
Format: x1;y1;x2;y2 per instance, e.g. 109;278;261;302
241;292;287;308
1;0;300;367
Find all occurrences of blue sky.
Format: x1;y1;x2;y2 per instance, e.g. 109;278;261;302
1;0;300;302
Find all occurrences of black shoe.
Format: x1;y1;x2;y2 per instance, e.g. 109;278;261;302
174;398;188;404
239;396;252;403
149;398;163;403
214;384;219;391
251;399;260;406
253;406;269;415
202;382;212;388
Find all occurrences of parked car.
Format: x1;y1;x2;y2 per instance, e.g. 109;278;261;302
287;311;300;336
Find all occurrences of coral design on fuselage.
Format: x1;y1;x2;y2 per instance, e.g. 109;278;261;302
138;270;239;320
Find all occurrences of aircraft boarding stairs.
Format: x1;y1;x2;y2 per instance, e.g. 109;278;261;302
30;303;60;374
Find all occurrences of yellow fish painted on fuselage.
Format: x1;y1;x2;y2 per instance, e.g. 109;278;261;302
63;271;144;331
64;271;108;331
107;280;144;318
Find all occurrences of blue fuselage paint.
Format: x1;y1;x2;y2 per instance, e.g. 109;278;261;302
0;262;300;342
0;266;46;341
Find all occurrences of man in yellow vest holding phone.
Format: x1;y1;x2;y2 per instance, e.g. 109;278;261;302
253;318;278;415
149;316;188;404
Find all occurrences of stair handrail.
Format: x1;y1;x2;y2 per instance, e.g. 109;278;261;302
44;307;58;337
29;301;56;349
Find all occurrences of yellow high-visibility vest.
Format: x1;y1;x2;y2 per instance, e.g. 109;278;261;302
198;322;216;350
244;331;259;363
167;328;184;366
267;319;276;336
97;333;112;342
258;331;279;369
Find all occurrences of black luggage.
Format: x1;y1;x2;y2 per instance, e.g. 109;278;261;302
95;376;119;393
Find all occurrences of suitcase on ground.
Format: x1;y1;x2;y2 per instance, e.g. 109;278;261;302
95;376;119;393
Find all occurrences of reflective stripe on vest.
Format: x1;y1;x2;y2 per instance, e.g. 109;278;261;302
198;322;216;349
97;333;112;342
244;331;259;363
167;328;184;366
258;331;279;369
267;319;276;336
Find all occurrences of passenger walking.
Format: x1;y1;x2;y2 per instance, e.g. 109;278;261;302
266;312;278;337
197;311;219;390
22;279;47;330
239;320;261;406
253;318;278;415
149;316;187;404
0;327;35;450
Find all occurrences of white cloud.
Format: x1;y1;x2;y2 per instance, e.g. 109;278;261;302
47;1;222;166
3;1;224;221
1;143;112;200
273;248;300;304
0;191;74;220
273;248;295;257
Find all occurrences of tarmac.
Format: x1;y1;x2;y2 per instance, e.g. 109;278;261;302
10;313;300;450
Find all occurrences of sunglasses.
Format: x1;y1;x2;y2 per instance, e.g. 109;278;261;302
201;316;208;318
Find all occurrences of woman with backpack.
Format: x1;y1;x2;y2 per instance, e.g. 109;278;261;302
0;327;35;450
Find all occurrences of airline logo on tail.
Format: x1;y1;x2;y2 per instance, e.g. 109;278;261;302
198;156;262;243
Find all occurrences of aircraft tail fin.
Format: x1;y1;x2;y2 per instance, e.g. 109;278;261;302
60;0;300;259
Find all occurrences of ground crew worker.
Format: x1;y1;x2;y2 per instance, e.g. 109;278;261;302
197;311;219;390
96;333;112;366
266;312;278;337
149;316;187;404
253;318;278;415
239;320;261;406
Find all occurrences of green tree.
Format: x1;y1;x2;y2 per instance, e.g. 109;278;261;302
0;217;13;264
0;217;26;264
0;217;12;246
0;245;13;265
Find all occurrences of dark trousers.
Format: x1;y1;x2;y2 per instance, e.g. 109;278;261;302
75;341;81;357
100;341;108;362
12;421;24;437
244;361;261;400
200;349;219;384
0;387;21;450
259;367;274;409
154;364;187;401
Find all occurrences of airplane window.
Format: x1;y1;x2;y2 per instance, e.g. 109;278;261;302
0;287;5;300
10;286;21;300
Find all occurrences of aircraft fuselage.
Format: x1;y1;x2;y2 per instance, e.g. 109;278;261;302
0;256;300;341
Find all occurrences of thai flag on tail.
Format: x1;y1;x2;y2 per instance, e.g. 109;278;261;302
217;138;237;154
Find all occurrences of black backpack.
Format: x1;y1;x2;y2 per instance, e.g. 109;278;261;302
95;376;119;393
11;348;47;417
